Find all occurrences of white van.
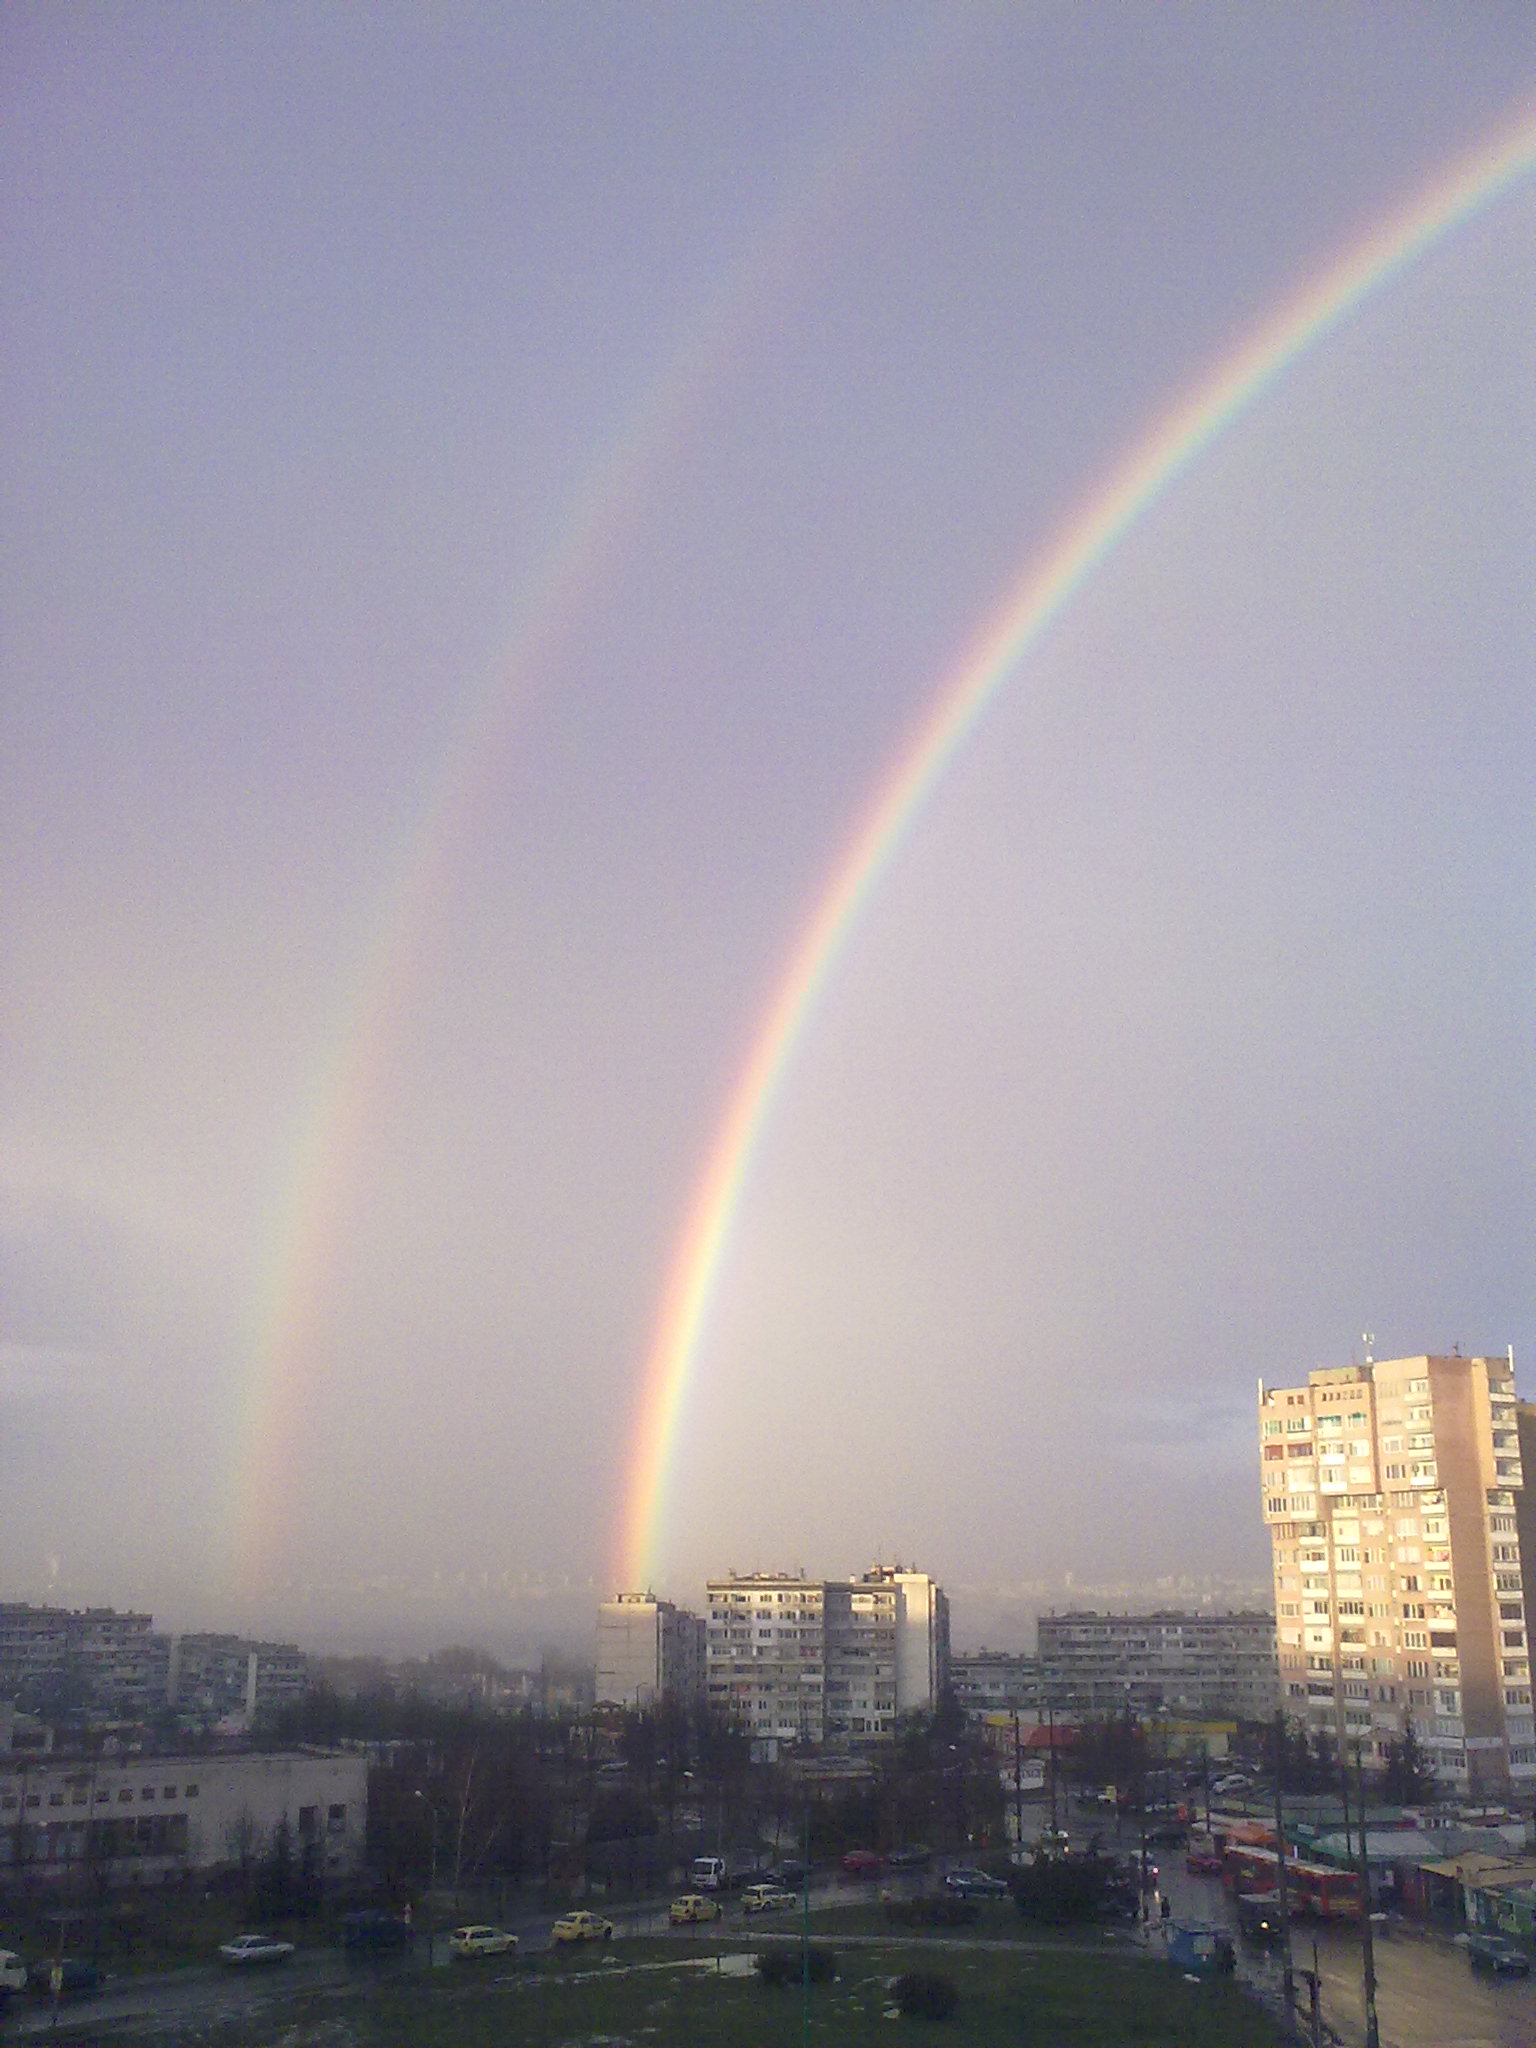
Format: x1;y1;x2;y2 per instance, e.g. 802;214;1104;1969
689;1855;728;1891
0;1951;27;1993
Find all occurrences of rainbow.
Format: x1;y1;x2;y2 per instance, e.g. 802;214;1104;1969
613;104;1536;1596
227;23;953;1595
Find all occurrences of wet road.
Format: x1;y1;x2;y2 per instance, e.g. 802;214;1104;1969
1122;1818;1536;2048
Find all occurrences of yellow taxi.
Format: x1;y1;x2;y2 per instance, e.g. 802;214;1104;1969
551;1910;615;1944
668;1893;723;1924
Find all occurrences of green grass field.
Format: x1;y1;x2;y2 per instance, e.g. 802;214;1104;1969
117;1933;1291;2047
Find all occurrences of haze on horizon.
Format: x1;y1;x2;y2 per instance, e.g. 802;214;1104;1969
4;3;1534;1661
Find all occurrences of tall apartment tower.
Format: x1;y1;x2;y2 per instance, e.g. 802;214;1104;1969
595;1595;706;1709
1260;1353;1532;1795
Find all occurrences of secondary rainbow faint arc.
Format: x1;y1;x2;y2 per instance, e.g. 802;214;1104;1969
613;106;1536;1596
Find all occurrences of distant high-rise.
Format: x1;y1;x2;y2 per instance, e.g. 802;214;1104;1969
595;1594;705;1708
1260;1353;1532;1794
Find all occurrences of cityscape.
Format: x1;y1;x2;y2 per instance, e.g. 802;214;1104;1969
6;1353;1536;2041
8;5;1535;2045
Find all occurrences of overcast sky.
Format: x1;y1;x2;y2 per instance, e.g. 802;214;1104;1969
5;4;1534;1658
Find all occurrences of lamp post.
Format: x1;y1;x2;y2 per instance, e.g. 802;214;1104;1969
413;1790;439;1969
1270;1711;1296;2020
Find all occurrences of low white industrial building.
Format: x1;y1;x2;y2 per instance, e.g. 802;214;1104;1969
0;1750;367;1890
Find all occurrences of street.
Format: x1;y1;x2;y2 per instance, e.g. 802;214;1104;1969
1130;1819;1536;2048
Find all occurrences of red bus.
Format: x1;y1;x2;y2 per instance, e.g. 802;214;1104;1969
1221;1842;1361;1921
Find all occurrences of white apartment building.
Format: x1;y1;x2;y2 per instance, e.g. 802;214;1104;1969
0;1750;367;1890
705;1566;950;1742
1260;1353;1532;1794
595;1595;706;1708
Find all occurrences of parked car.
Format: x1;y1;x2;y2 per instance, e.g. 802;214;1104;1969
945;1868;1009;1898
741;1884;796;1914
551;1911;614;1945
448;1925;519;1958
1461;1931;1532;1976
218;1933;296;1966
886;1844;933;1870
27;1959;103;1999
689;1855;730;1890
0;1952;26;1994
767;1859;810;1888
668;1895;723;1924
841;1849;883;1877
341;1910;414;1953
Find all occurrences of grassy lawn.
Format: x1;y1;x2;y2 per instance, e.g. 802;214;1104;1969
802;1896;1100;1942
115;1934;1291;2046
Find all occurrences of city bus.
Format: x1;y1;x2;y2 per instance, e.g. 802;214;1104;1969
1221;1842;1361;1920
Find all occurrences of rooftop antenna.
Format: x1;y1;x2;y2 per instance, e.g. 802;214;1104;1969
1362;1331;1376;1366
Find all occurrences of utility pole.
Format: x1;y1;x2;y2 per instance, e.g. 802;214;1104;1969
1011;1707;1024;1854
1351;1745;1380;2048
1271;1711;1296;2019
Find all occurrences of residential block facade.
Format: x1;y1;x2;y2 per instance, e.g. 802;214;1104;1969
704;1566;949;1741
1260;1353;1532;1793
595;1595;706;1708
0;1607;309;1730
1035;1610;1277;1719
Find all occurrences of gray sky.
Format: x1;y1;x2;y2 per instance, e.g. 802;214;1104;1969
4;4;1534;1657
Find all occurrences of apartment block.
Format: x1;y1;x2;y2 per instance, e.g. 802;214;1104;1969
704;1566;949;1741
166;1634;309;1721
0;1606;169;1718
595;1596;706;1709
949;1650;1043;1716
1260;1353;1531;1793
1035;1611;1277;1719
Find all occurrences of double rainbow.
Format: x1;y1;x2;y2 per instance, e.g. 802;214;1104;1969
612;105;1536;1595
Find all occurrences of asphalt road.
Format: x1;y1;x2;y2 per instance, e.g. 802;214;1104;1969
1115;1813;1536;2048
11;1839;1533;2046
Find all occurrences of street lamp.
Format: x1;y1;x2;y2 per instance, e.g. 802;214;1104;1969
413;1790;439;1969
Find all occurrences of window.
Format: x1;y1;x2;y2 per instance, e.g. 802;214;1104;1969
1406;1660;1431;1679
185;1785;199;1798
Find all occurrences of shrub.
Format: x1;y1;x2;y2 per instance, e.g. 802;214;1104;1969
884;1893;979;1929
755;1945;836;1987
893;1970;959;2019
